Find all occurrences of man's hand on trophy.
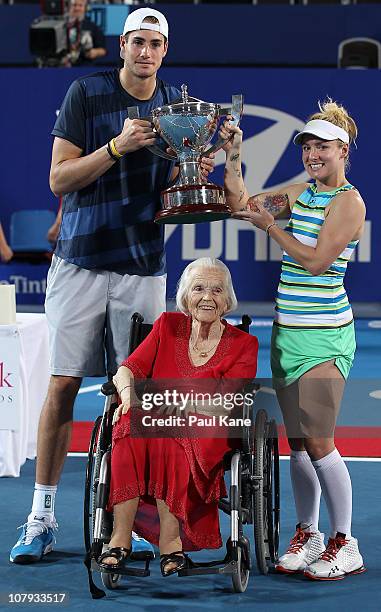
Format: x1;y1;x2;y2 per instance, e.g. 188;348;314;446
200;152;215;179
115;118;157;154
219;118;243;153
166;146;177;158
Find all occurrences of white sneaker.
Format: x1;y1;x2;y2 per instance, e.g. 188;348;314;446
276;526;325;574
304;534;366;581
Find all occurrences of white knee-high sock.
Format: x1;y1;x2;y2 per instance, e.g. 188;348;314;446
312;448;352;538
290;450;321;532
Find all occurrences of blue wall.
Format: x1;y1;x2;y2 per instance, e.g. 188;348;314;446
0;66;379;303
1;4;381;66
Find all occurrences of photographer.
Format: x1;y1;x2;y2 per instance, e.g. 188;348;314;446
66;0;106;66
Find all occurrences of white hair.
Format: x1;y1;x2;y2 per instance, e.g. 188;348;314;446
176;258;237;316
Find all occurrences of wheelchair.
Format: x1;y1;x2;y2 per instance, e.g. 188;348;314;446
84;313;280;598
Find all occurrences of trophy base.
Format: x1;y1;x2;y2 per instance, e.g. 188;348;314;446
155;183;231;224
155;204;231;224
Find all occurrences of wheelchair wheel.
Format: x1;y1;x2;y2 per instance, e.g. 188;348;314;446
253;409;280;574
266;420;280;565
231;546;250;593
229;452;250;593
91;421;104;539
84;415;103;559
101;571;122;590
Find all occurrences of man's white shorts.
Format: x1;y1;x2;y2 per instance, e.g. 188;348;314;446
45;255;166;378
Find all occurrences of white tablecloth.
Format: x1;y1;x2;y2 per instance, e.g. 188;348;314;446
0;313;50;477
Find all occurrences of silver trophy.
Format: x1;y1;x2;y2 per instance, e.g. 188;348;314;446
128;85;243;224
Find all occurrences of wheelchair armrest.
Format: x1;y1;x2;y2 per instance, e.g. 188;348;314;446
101;381;117;396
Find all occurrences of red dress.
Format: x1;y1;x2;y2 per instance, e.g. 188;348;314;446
108;312;258;551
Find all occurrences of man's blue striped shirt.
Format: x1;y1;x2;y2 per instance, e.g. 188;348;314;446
52;69;180;275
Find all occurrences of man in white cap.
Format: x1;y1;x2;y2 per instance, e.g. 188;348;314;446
10;7;212;565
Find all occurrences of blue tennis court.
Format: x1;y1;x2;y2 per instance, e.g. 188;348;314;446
1;457;380;611
1;316;380;610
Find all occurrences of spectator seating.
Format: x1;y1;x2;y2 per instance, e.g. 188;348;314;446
338;37;381;68
10;209;56;261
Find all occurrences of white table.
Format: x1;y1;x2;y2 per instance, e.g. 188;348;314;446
0;313;50;477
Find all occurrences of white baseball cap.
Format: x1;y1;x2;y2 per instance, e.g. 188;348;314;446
122;8;169;40
293;119;349;145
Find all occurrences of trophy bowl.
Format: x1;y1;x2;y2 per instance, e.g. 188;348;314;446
143;84;243;224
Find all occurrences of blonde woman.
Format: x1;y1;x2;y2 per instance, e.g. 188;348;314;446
221;100;366;581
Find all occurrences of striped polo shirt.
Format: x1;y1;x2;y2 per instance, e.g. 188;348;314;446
274;182;358;329
52;70;181;275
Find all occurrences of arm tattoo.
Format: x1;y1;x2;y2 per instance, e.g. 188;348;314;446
246;197;259;212
246;193;290;214
262;193;289;214
229;153;240;162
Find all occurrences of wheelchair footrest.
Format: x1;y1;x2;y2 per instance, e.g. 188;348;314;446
178;558;237;577
130;551;155;562
91;559;150;577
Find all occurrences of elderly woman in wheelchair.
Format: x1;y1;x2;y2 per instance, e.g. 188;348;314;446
96;257;258;578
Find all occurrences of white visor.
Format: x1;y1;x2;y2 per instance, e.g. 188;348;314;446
122;7;168;39
293;119;349;145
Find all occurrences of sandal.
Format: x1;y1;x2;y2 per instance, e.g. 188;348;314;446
98;546;131;571
160;550;189;577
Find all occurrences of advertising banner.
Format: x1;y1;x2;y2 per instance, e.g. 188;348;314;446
0;67;379;302
0;265;49;306
0;325;20;431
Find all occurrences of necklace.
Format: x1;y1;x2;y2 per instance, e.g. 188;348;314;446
190;323;224;358
191;340;220;359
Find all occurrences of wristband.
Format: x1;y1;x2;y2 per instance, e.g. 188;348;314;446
106;141;119;162
266;221;277;235
110;137;124;159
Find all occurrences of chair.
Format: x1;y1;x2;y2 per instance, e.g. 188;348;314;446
9;209;56;261
83;312;280;598
338;37;381;69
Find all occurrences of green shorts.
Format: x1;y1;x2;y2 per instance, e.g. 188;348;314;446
271;322;356;389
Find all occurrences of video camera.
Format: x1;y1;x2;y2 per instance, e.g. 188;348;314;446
29;0;69;66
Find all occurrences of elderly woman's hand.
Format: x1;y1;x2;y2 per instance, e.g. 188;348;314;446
112;387;131;425
112;366;135;425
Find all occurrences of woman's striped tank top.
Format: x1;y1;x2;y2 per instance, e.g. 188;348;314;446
274;182;358;329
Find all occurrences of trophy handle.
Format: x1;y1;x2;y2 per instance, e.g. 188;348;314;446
202;94;244;157
127;106;178;161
